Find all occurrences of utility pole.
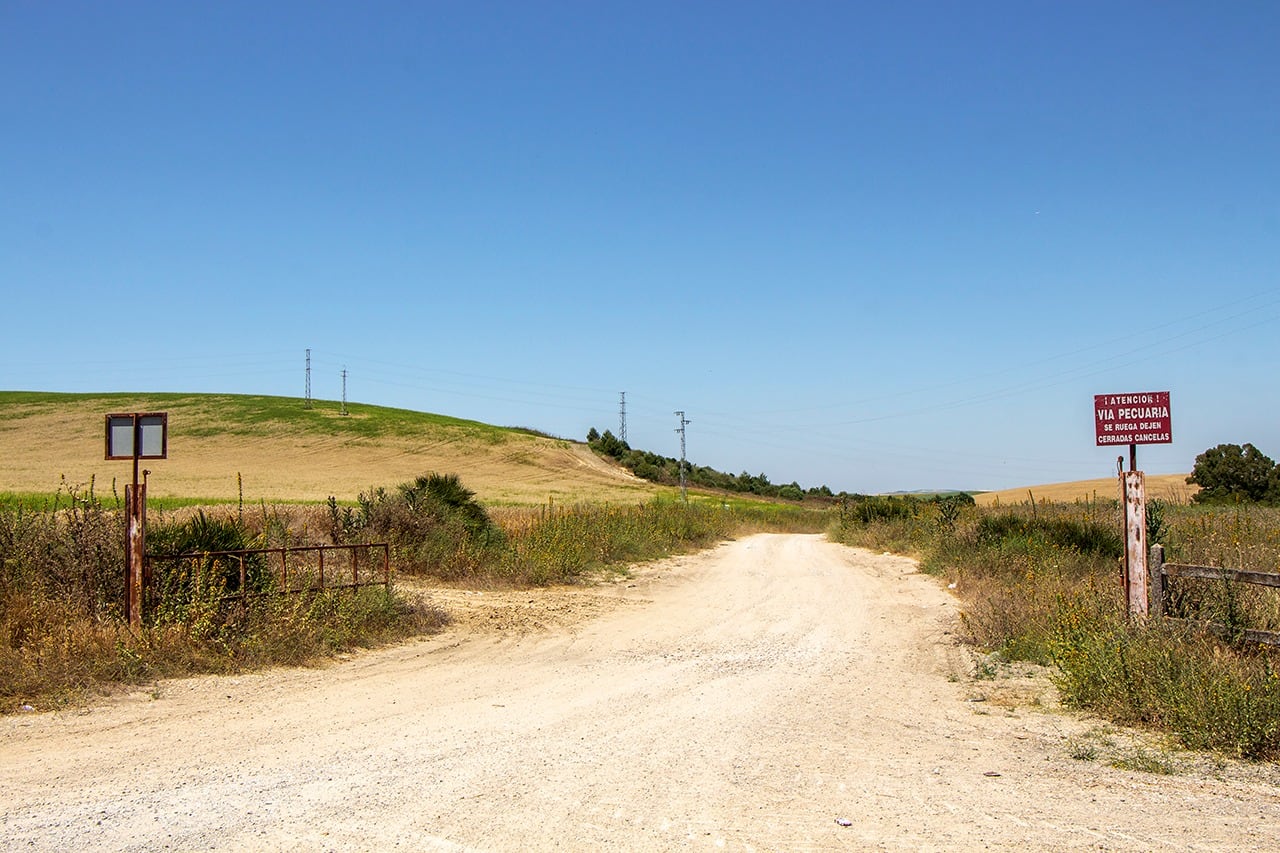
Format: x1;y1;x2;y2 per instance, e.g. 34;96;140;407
304;349;313;409
675;410;690;503
619;391;627;444
341;367;348;416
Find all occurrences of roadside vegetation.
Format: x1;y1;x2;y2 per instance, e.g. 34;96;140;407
327;473;824;587
1;473;825;713
831;493;1280;760
0;481;442;713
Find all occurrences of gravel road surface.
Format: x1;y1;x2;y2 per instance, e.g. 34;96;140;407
3;534;1278;850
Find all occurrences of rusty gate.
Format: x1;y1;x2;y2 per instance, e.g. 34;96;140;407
145;542;391;607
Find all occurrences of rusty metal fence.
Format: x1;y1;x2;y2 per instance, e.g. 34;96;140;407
145;542;391;606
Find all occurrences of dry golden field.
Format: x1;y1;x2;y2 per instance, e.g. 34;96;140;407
974;472;1197;506
0;392;654;505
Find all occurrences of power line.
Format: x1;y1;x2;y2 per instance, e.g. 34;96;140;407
619;391;627;444
341;367;348;416
304;348;313;409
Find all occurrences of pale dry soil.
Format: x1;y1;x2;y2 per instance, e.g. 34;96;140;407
3;534;1279;851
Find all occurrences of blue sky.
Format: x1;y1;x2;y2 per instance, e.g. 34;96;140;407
3;1;1277;494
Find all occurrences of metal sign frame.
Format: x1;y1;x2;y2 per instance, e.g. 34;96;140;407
105;412;169;460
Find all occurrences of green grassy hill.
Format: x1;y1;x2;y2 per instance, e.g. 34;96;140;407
0;392;652;505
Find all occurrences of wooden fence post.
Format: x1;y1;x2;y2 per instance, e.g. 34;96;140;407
1122;471;1148;617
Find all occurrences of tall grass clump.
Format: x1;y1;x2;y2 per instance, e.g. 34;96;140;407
0;479;124;619
831;495;1280;759
488;495;828;586
0;482;128;708
493;498;734;585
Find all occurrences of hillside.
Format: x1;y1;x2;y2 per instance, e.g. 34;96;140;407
0;392;652;505
974;473;1196;506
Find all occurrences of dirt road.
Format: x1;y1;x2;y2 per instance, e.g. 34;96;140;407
3;534;1278;850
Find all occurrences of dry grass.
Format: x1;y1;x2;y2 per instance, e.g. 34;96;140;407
975;474;1197;507
0;392;654;506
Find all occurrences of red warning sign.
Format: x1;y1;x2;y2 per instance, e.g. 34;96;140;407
1094;392;1172;446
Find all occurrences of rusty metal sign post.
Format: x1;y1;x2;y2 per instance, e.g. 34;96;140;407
105;413;168;627
1094;392;1172;619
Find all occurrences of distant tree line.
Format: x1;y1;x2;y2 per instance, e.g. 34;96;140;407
1187;442;1280;505
586;428;834;501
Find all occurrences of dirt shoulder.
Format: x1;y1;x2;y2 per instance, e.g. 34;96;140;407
2;535;1278;851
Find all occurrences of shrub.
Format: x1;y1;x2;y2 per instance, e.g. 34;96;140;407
777;484;804;501
330;473;503;579
399;473;499;541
